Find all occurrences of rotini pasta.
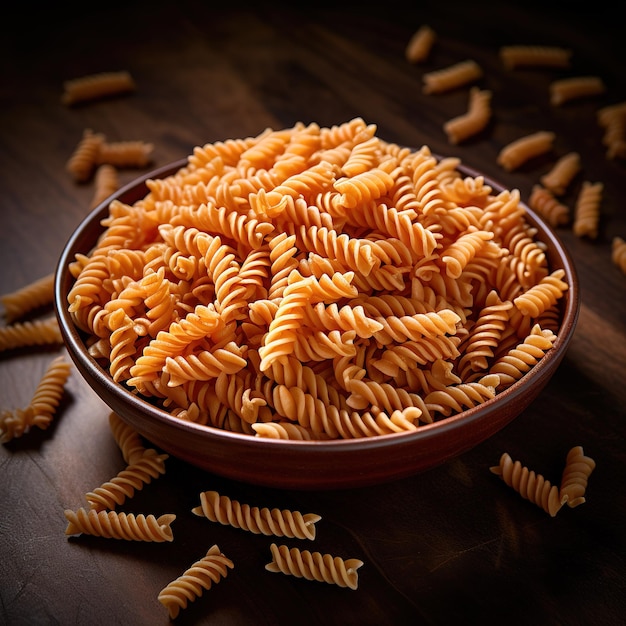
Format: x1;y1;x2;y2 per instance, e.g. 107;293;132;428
62;70;135;106
559;445;596;508
66;129;105;182
192;490;321;540
265;543;363;590
499;45;572;70
1;273;55;322
422;60;483;94
90;164;120;209
549;75;606;106
158;544;234;619
96;140;154;169
443;87;492;144
572;181;603;239
539;152;581;196
528;185;570;227
612;236;626;275
497;131;555;171
597;101;626;160
405;24;436;63
64;508;175;541
108;411;147;464
0;317;63;352
65;119;569;440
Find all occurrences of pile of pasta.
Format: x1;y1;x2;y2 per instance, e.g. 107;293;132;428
66;117;569;440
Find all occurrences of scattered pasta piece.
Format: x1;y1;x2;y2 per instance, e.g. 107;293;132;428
549;75;606;106
422;59;483;94
96;140;154;169
85;448;169;511
559;446;596;508
192;490;321;540
490;452;563;517
90;164;120;209
528;184;570;227
108;411;146;464
597;101;626;160
444;87;492;144
66;129;105;183
0;355;71;443
539;152;581;196
499;45;572;70
1;273;55;323
405;25;436;63
612;236;626;275
62;70;135;106
64;508;175;541
158;544;234;620
0;316;63;352
497;130;555;171
265;543;363;590
572;181;603;239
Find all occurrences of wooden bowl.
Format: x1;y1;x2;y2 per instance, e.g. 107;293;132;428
54;159;579;490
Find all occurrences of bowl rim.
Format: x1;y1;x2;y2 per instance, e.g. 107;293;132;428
54;155;580;454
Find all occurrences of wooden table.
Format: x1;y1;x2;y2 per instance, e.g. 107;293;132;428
1;2;624;624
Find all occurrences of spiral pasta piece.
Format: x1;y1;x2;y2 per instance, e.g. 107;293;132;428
550;75;606;106
490;452;563;517
424;374;499;417
497;131;555;171
66;129;105;181
62;70;135;106
499;45;572;70
422;59;483;94
513;269;568;317
444;87;492;144
64;509;176;541
528;184;570;227
612;236;626;275
265;543;364;590
192;490;321;540
108;411;146;464
405;24;436;63
158;544;234;620
0;317;63;353
539;152;581;196
1;273;55;323
573;181;603;239
559;446;596;508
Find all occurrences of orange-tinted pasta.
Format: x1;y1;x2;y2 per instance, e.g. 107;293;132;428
62;70;135;106
0;317;63;352
597;101;626;160
549;75;606;106
422;60;483;94
96;140;154;169
559;445;596;508
90;164;120;209
444;87;492;144
497;131;555;171
539;152;581;196
405;25;436;63
66;129;105;182
572;181;603;239
528;184;570;227
612;236;626;275
499;45;572;70
1;273;55;323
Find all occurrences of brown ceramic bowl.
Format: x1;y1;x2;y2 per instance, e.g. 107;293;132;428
55;158;579;490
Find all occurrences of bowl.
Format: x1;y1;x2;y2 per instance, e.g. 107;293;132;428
54;156;579;490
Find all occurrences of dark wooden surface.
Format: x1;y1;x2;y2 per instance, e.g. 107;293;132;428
1;2;625;624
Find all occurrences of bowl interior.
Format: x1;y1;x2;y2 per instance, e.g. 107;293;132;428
55;158;579;489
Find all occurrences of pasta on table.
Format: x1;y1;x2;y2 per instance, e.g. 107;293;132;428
65;118;569;440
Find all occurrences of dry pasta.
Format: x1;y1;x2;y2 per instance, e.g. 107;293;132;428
1;273;55;323
572;181;603;239
405;25;436;63
497;131;555;171
62;70;135;106
528;184;570;227
65;119;569;440
158;544;234;619
559;445;595;508
66;129;105;182
192;490;321;540
539;152;581;196
612;236;626;275
96;140;154;169
64;508;175;541
597;101;626;160
90;164;120;209
549;75;606;106
444;87;492;144
0;317;63;352
108;411;146;464
265;543;363;590
422;60;483;94
490;451;563;517
499;45;572;70
0;355;71;443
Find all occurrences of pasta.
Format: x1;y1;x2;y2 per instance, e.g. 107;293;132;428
158;544;234;620
66;119;569;440
405;25;436;63
549;76;606;106
499;45;572;70
265;543;363;590
0;317;63;352
572;181;603;239
192;490;321;540
497;131;555;171
85;448;169;511
96;140;154;169
539;152;581;196
62;70;135;106
66;129;105;182
612;236;626;275
64;508;175;541
422;60;483;94
528;185;570;227
559;445;596;508
597;101;626;160
0;355;71;443
90;164;120;209
1;273;55;322
490;452;563;517
443;87;492;144
108;411;146;464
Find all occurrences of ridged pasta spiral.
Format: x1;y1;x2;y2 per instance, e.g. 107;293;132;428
559;446;596;508
66;129;105;181
265;543;364;590
1;273;55;323
539;151;581;196
444;87;492;144
490;452;563;517
62;71;135;106
528;184;570;227
158;544;234;620
612;236;626;275
424;374;499;417
0;317;63;352
108;412;146;464
192;490;321;540
513;269;568;317
64;508;176;541
573;181;603;239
